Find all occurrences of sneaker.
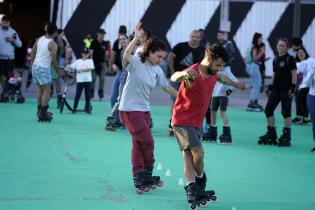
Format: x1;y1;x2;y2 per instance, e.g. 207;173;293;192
292;117;303;124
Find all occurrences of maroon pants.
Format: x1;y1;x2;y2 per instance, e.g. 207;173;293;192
119;111;155;176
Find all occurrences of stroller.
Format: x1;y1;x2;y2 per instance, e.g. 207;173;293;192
59;67;92;113
0;70;25;103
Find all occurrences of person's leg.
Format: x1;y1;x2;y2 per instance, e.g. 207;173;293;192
183;150;198;184
280;91;293;129
265;90;281;127
211;111;217;126
37;85;43;106
91;69;96;98
73;82;84;110
84;82;91;111
221;111;228;126
41;84;51;107
110;70;121;107
300;88;310;119
246;63;261;102
98;62;106;98
307;95;315;150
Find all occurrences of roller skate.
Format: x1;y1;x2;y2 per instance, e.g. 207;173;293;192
246;100;264;112
277;127;291;147
105;116;118;131
0;92;9;103
57;94;62;109
133;172;150;194
185;182;217;210
145;167;163;188
38;106;53;122
195;173;217;207
98;89;104;100
16;94;25;104
202;125;217;142
258;126;278;145
218;126;232;144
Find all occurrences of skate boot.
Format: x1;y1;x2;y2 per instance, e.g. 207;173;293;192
16;93;25;104
145;167;163;188
185;182;217;210
38;106;53;122
202;125;217;141
246;100;264;112
218;126;232;144
105;116;118;131
0;92;9;103
133;172;150;194
168;119;174;136
98;89;104;100
258;126;278;145
277;127;291;147
57;94;62;109
195;172;207;192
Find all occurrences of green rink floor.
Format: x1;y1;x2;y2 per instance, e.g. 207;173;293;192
0;99;314;210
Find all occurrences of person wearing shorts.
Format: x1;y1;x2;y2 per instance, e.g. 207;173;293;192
30;23;58;118
171;43;245;202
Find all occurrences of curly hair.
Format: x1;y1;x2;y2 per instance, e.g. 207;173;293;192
205;43;229;63
139;37;168;63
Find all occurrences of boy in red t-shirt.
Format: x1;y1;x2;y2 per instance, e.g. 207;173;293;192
171;44;246;208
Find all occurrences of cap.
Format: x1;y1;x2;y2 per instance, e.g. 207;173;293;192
118;25;127;34
81;47;89;54
98;28;106;34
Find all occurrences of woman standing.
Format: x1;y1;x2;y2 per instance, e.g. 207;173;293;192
292;47;313;124
258;38;297;147
246;33;265;111
118;23;177;193
106;34;129;130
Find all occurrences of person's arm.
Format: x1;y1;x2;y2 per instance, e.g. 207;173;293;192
163;86;178;97
30;39;38;64
217;73;246;90
288;69;297;97
48;41;58;70
13;32;22;48
108;50;117;72
252;48;264;61
122;22;142;68
167;52;176;75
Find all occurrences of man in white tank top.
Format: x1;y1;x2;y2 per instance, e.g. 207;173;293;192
30;23;58;121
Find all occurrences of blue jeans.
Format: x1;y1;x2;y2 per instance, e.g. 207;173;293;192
307;94;315;142
246;63;261;101
110;70;124;123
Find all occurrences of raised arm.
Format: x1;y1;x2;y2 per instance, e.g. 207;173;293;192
122;22;142;68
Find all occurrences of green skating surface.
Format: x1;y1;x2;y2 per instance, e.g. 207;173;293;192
0;100;314;210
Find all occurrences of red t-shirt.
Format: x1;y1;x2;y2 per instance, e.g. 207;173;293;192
171;64;217;128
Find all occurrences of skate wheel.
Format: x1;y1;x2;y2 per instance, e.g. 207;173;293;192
156;181;163;187
209;195;218;203
149;184;156;190
189;203;197;210
257;140;262;145
199;200;208;207
143;187;150;192
136;188;143;194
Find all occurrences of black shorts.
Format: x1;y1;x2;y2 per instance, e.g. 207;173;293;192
211;96;228;111
172;125;203;151
0;59;15;77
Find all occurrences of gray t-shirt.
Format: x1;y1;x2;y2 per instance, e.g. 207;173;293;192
118;55;169;111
